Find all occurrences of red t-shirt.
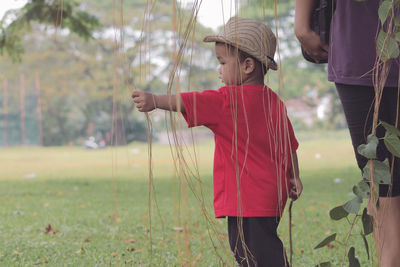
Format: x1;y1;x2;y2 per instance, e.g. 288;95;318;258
180;85;298;218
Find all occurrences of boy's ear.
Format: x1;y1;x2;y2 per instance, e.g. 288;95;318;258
242;57;256;74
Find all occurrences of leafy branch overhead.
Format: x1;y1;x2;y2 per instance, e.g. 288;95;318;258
0;0;100;61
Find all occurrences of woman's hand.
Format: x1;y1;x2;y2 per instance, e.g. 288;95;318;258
297;29;329;63
294;0;329;63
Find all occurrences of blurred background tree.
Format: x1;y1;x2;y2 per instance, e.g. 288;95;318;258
0;0;344;146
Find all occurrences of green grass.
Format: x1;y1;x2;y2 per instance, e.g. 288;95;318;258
0;130;376;266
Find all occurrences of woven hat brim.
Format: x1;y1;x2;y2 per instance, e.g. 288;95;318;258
203;35;278;71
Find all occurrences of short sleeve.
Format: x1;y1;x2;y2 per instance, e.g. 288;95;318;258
180;90;224;128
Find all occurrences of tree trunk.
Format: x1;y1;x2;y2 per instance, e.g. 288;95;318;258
35;73;43;146
20;74;26;145
2;78;8;147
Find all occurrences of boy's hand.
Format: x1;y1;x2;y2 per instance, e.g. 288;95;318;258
289;177;303;201
132;90;157;112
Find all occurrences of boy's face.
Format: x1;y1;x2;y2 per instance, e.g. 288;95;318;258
215;43;243;86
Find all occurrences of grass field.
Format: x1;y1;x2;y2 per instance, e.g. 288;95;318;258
0;130;377;266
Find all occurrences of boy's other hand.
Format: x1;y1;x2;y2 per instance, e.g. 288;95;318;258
289;177;303;201
132;90;156;112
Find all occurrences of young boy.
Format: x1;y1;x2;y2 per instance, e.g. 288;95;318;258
132;17;302;267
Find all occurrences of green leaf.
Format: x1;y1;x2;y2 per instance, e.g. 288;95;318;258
315;262;331;267
395;32;400;42
348;247;361;267
387;36;399;60
361;233;370;260
314;233;337;249
384;132;400;157
381;121;400;136
329;205;349;220
343;197;362;214
378;0;392;25
362;159;391;185
362;208;374;235
377;30;400;62
357;134;378;159
353;180;371;199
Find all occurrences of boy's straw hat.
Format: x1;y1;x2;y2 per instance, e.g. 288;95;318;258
203;17;278;71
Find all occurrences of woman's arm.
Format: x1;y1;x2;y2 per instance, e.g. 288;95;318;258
294;0;329;62
132;90;185;113
294;0;315;38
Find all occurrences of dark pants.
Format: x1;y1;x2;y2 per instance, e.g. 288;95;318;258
336;83;400;196
227;217;289;267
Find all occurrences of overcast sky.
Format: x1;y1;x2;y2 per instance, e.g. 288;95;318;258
0;0;237;30
179;0;238;30
0;0;26;19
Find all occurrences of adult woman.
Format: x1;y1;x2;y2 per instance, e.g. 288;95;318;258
295;1;400;266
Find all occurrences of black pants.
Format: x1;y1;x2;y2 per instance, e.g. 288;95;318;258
336;83;400;196
227;217;289;267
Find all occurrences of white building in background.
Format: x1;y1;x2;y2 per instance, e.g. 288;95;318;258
286;96;331;127
286;98;316;127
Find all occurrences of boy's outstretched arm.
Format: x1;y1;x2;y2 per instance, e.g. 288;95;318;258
132;90;185;113
289;151;302;200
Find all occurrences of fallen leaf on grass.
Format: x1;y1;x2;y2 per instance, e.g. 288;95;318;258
33;257;48;265
158;241;168;248
76;248;85;254
326;243;335;249
44;224;59;235
122;238;136;243
111;252;118;257
108;215;120;222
